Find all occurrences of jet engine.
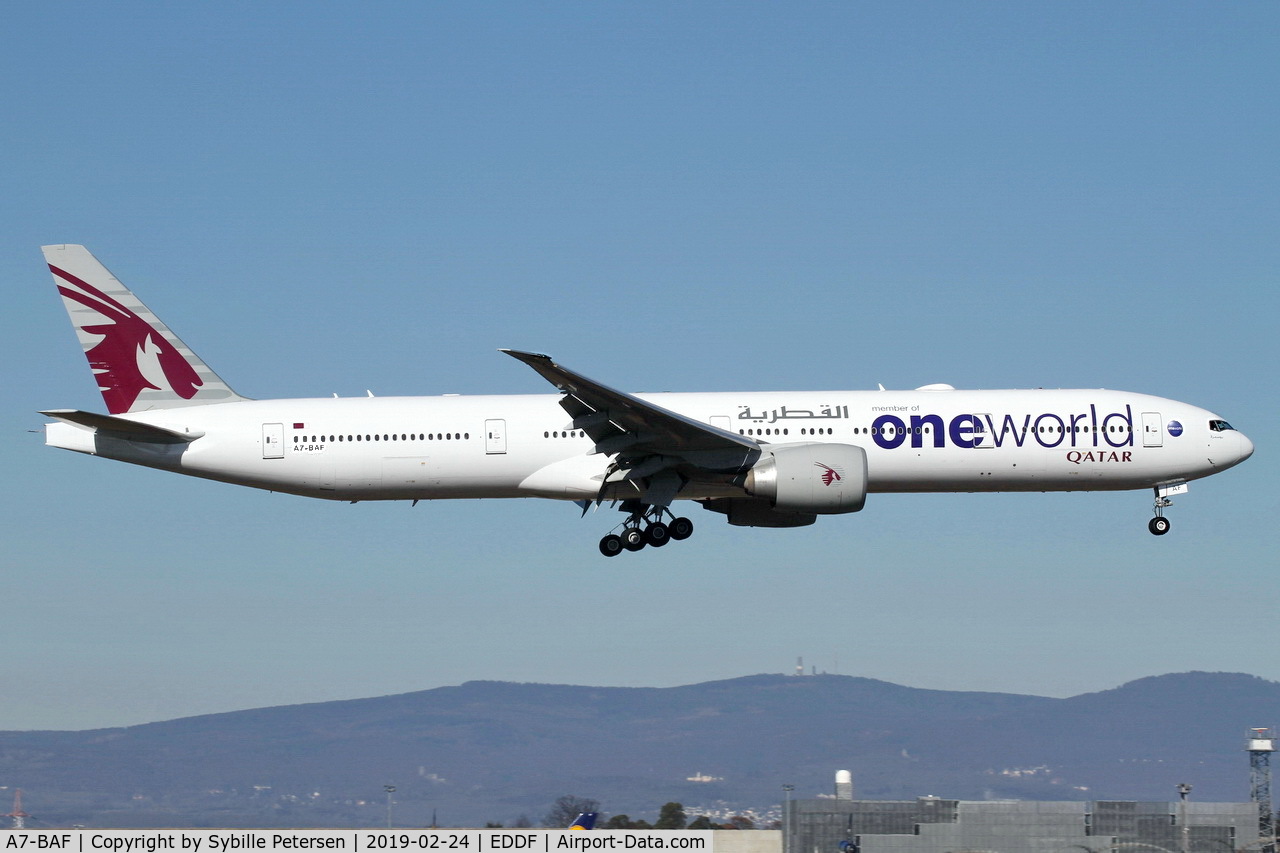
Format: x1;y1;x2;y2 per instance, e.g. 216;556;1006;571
743;442;868;514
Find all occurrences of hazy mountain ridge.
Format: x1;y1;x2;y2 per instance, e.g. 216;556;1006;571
0;671;1275;828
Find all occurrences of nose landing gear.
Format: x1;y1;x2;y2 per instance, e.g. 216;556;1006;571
598;501;694;557
1148;485;1181;535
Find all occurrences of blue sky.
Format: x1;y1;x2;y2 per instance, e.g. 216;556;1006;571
2;3;1276;731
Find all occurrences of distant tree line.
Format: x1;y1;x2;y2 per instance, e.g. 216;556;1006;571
482;796;769;830
610;802;760;830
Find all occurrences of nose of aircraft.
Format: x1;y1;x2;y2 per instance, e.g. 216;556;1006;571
1236;430;1255;464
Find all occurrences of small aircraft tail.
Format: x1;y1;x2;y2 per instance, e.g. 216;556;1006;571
568;813;598;830
43;245;246;414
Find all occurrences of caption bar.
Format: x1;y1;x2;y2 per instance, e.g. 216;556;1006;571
0;831;714;853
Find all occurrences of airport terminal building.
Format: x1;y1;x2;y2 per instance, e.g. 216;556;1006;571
783;797;1263;853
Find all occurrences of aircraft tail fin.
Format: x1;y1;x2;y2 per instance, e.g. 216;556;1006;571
568;813;598;830
43;245;246;414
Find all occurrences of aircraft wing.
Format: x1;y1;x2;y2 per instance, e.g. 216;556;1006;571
501;350;759;476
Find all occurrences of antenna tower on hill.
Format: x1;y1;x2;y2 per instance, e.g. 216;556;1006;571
1248;727;1275;853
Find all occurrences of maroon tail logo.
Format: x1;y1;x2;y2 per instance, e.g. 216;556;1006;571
51;264;203;414
815;462;842;486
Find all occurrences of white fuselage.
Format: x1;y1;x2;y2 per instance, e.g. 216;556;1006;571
45;387;1254;504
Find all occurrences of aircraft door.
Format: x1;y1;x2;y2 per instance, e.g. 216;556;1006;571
262;423;285;459
485;419;507;454
1142;412;1163;447
971;413;993;448
710;416;732;432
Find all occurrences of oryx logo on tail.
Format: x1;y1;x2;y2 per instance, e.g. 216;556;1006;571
51;263;203;414
43;245;244;414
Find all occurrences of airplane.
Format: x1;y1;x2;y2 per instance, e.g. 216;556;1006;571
39;245;1254;557
568;813;597;830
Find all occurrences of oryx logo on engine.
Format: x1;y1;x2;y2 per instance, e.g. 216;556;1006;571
815;462;842;486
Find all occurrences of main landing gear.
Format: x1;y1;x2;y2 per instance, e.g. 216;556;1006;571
598;502;694;557
1149;487;1173;536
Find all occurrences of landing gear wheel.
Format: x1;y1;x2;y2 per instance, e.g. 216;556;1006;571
622;527;646;551
1149;517;1171;536
669;517;694;541
599;534;623;557
644;522;670;547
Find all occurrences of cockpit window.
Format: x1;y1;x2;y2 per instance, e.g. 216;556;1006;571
1209;419;1235;432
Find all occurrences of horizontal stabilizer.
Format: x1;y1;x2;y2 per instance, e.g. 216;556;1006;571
40;409;203;443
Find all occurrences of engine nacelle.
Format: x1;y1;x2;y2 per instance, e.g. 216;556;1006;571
744;442;868;514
